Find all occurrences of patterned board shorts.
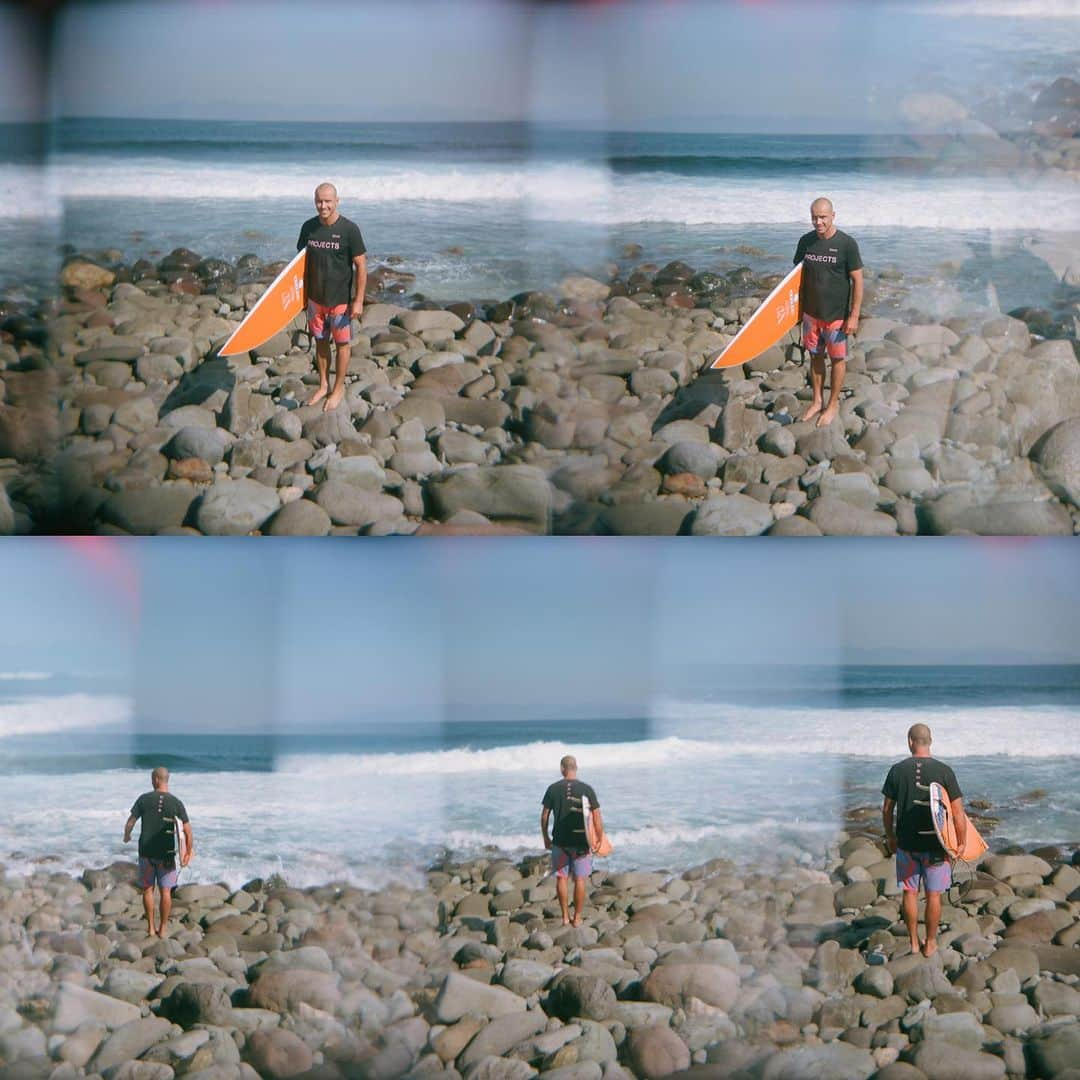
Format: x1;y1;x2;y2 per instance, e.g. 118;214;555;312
138;856;178;890
306;300;352;344
551;845;593;880
802;313;847;360
896;848;952;893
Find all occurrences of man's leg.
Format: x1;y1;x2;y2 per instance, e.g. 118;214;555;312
818;358;847;427
896;850;923;953
309;340;331;406
901;888;922;954
802;354;826;422
142;887;156;936
325;344;351;411
555;875;570;925
572;875;587;927
158;887;173;937
923;890;942;957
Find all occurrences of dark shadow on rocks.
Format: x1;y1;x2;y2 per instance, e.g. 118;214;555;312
160;352;237;416
816;915;893;950
652;367;730;432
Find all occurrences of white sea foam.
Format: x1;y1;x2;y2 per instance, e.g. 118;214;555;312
0;694;132;738
51;158;611;206
0;671;52;681
51;156;1080;233
276;737;748;779
0;164;61;220
654;701;1080;759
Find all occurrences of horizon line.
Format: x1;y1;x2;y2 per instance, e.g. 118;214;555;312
38;115;924;138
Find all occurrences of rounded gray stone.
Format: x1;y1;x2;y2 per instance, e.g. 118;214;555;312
265;499;332;536
662;440;718;479
691;493;774;536
195;478;281;535
166;425;229;465
1035;416;1080;506
100;484;197;535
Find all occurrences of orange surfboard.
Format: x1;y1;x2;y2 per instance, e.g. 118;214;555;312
218;249;306;356
711;262;802;369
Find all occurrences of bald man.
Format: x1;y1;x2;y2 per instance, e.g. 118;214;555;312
793;197;863;427
297;182;368;412
124;767;194;937
541;755;605;927
882;724;966;958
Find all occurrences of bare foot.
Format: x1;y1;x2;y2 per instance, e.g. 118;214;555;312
308;385;329;408
572;914;583;928
323;386;345;412
801;402;823;423
561;915;571;926
816;404;839;428
922;939;938;958
909;937;922;956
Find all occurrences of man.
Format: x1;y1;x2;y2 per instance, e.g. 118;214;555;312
124;766;193;937
793;197;863;428
296;182;367;412
882;724;966;958
541;755;605;927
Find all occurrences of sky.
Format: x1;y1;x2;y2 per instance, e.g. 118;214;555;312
0;538;1078;737
24;0;1075;132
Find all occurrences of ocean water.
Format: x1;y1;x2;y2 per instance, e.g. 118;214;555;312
4;7;1078;314
33;119;1077;320
0;666;1076;891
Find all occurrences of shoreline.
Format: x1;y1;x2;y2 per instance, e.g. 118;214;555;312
1;244;1079;536
0;830;1076;1079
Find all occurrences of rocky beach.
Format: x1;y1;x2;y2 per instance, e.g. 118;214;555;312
0;819;1077;1080
1;72;1078;537
0;233;1076;538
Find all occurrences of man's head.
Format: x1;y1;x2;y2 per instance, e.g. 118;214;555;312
560;755;577;778
314;183;339;223
810;197;836;238
907;723;932;753
151;766;170;790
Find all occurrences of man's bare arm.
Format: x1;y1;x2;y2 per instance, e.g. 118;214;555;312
182;822;194;866
123;814;137;843
591;808;604;850
351;254;367;317
540;807;552;849
882;797;896;854
846;268;863;334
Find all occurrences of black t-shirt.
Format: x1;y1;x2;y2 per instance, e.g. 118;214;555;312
130;790;189;861
882;756;962;855
296;214;366;307
793;228;863;322
542;778;600;853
